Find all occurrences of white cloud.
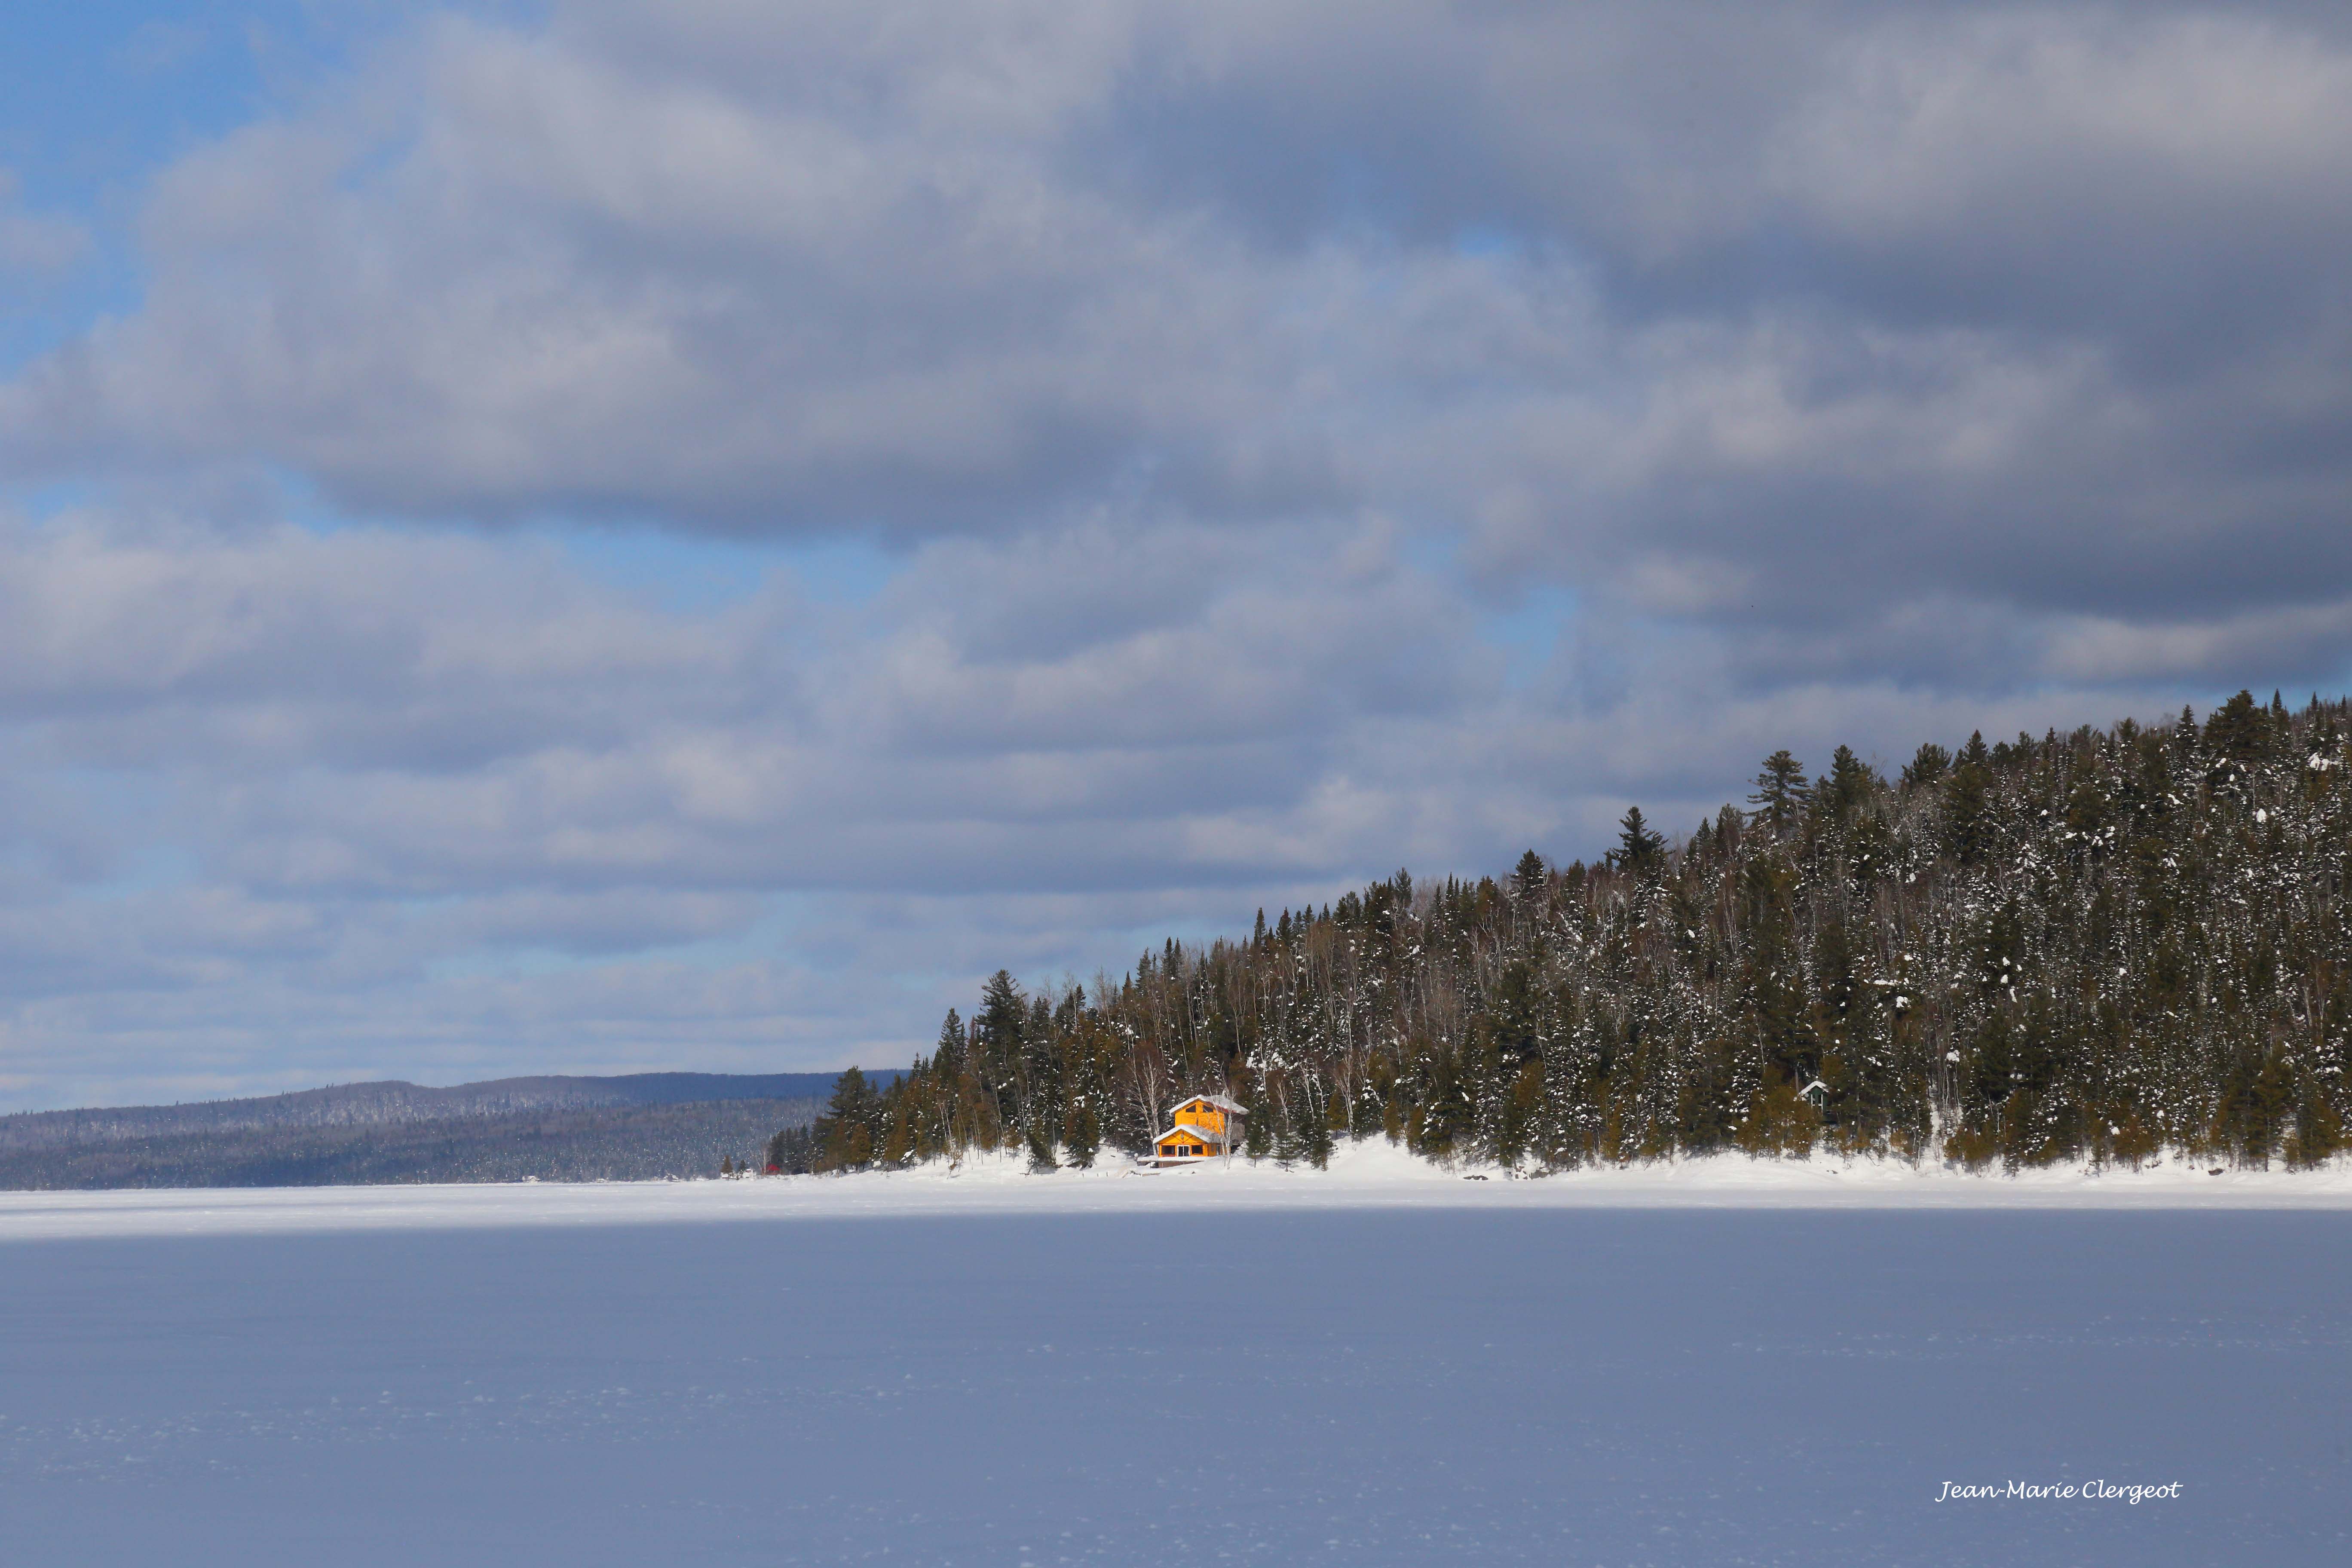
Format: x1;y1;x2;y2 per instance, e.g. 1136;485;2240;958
1771;15;2352;244
3;1;2352;1106
0;502;2256;1109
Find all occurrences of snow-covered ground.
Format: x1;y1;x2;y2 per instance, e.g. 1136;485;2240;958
3;1138;2350;1240
5;1148;2349;1565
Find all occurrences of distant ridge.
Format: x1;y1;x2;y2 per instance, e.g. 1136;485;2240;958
0;1070;901;1151
0;1070;905;1190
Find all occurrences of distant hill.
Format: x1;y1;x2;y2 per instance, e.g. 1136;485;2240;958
0;1070;903;1190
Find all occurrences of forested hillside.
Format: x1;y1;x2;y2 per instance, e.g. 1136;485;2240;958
1;1099;819;1189
785;692;2352;1174
0;1074;858;1189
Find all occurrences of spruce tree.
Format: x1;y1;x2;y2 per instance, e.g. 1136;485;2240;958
932;1009;966;1078
1611;807;1664;875
1513;849;1548;903
975;971;1027;1135
1901;742;1951;791
1822;745;1875;821
1945;733;1997;865
1749;750;1810;831
1300;1087;1335;1169
1063;1099;1100;1169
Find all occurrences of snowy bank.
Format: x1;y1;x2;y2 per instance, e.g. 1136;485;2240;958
5;1139;2352;1239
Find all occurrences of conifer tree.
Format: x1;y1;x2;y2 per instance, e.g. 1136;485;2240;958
1749;750;1810;830
1822;745;1875;821
1611;807;1665;875
975;971;1028;1138
1063;1099;1100;1169
1902;742;1951;791
1513;849;1548;903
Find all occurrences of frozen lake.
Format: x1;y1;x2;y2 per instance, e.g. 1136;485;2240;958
5;1200;2348;1565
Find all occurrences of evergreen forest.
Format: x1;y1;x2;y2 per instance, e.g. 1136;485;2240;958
775;692;2352;1176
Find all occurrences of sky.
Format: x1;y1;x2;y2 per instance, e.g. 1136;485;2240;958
2;1;2349;1111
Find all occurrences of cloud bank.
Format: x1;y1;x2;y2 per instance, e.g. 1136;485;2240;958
1;0;2347;1106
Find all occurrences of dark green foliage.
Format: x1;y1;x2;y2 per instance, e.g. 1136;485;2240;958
1821;746;1876;822
792;694;2352;1175
1902;743;1951;791
1945;732;1997;866
1612;807;1665;875
1062;1099;1101;1169
809;1067;884;1170
766;1122;818;1175
1513;849;1548;902
1749;750;1810;832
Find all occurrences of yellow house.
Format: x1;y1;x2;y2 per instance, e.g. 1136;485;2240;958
1151;1094;1246;1166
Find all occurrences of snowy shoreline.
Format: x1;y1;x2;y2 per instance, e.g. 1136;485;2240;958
4;1139;2352;1239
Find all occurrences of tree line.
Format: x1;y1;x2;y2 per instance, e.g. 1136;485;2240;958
773;690;2352;1175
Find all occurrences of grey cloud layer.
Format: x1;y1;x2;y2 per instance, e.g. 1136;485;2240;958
0;510;1529;1105
0;0;2344;1104
0;507;2178;1109
9;1;2348;677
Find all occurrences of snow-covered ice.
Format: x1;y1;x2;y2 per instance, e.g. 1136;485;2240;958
6;1139;2352;1240
4;1147;2349;1565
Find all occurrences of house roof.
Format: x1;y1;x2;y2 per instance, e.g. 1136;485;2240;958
1155;1126;1227;1147
1172;1093;1246;1115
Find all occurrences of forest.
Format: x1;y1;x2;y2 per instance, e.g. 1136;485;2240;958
774;691;2352;1176
0;1074;839;1189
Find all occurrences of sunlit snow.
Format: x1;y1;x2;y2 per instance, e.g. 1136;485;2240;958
4;1148;2348;1565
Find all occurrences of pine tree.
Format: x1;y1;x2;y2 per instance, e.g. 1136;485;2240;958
975;971;1028;1138
1902;742;1951;791
1749;750;1810;831
1299;1087;1335;1169
1063;1099;1100;1169
1822;745;1875;822
1611;807;1664;875
1513;849;1548;903
1945;732;1997;865
932;1009;966;1078
812;1067;884;1171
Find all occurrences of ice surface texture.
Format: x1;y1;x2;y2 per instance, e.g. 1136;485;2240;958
3;1202;2348;1565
